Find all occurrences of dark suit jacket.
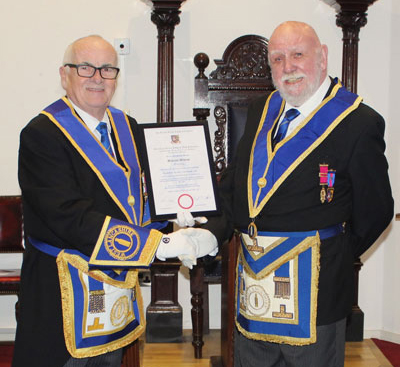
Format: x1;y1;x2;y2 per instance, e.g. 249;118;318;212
13;110;147;367
204;84;393;326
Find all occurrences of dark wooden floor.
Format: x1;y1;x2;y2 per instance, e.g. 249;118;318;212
140;330;393;367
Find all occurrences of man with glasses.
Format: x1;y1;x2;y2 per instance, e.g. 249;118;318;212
12;35;217;367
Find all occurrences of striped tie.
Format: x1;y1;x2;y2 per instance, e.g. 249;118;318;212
96;122;114;157
272;108;300;149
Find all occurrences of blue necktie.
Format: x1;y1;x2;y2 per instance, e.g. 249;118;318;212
96;122;114;157
272;108;300;149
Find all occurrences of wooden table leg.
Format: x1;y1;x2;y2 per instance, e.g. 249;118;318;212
190;262;205;358
122;339;140;367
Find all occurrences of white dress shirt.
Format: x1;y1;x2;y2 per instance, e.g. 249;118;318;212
69;100;116;156
275;76;331;138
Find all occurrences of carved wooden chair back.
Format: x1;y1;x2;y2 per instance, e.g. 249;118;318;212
190;35;274;366
193;34;274;174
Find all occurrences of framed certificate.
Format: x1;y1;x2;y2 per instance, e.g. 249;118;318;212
139;121;220;221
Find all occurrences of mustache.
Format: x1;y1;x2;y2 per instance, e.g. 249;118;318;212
85;85;105;91
281;73;306;82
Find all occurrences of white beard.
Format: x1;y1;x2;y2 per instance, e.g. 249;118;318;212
272;67;323;107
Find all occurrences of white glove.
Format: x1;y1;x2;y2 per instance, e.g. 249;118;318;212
178;227;218;259
155;231;197;269
170;210;208;227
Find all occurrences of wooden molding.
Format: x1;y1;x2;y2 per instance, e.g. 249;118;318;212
150;0;186;122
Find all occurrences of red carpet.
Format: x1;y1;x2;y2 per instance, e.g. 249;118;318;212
372;338;400;367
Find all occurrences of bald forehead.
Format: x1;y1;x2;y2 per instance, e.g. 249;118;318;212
64;36;118;65
269;21;321;52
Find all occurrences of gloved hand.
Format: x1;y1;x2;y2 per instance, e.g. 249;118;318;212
155;231;197;269
169;210;208;227
179;255;197;269
178;227;218;260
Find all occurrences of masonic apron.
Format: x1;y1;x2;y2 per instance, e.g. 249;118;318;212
236;80;362;345
31;97;164;358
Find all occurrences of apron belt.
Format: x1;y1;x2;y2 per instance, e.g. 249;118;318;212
241;222;345;240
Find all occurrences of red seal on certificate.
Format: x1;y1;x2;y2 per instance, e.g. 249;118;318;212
178;194;194;209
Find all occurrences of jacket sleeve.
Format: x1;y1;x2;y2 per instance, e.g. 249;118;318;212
203;156;237;246
347;108;393;257
18;115;161;259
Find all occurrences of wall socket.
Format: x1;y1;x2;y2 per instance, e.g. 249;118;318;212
114;38;130;55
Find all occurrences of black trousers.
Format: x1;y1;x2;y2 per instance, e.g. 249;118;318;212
62;348;123;367
234;318;346;367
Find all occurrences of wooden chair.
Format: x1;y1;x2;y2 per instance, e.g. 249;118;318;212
0;195;24;321
190;35;274;367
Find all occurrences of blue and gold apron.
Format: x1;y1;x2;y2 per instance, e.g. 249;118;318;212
30;238;144;358
237;80;361;345
33;98;166;357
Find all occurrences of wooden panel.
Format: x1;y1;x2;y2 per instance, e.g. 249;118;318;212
219;234;239;367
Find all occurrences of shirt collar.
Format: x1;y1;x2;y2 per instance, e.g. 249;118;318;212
68;99;110;133
284;76;331;117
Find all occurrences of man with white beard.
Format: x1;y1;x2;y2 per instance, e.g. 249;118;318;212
198;21;393;367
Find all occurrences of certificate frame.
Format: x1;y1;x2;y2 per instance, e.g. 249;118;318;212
139;121;220;221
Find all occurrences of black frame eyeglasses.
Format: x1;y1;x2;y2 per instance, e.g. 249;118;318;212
64;63;120;80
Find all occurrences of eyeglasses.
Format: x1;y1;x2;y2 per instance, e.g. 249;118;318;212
64;63;120;80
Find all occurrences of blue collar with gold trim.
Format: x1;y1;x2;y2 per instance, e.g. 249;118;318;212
248;80;362;218
41;97;147;226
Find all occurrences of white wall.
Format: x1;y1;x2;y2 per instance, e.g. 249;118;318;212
360;0;400;343
1;0;398;343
